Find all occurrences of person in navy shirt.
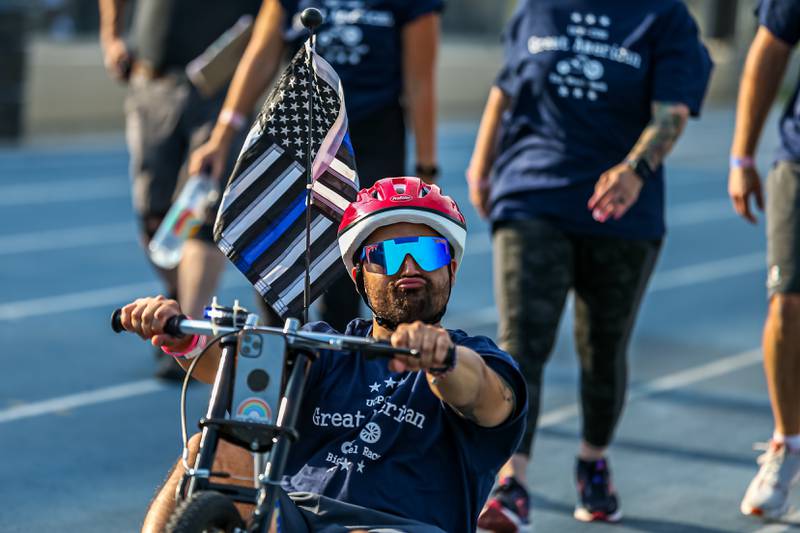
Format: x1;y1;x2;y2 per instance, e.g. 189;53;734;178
467;1;711;529
121;178;527;532
188;0;443;334
730;0;800;521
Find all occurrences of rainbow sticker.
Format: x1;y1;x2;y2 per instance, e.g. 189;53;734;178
235;397;272;422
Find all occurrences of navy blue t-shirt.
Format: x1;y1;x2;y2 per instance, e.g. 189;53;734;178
490;0;712;239
280;0;444;121
758;0;800;163
283;319;527;533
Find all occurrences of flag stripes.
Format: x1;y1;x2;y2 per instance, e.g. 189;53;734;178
214;42;359;320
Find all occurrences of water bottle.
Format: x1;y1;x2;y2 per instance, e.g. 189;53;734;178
148;175;219;269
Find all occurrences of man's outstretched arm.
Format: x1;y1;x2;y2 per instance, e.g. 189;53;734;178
389;321;516;428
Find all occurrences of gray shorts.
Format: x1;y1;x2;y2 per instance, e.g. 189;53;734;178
124;73;246;239
766;160;800;296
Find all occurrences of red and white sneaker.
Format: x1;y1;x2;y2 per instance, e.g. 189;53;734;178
477;477;531;533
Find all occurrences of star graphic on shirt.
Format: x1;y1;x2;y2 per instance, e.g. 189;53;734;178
369;382;381;393
356;461;365;473
340;459;352;472
384;376;397;389
399;374;410;386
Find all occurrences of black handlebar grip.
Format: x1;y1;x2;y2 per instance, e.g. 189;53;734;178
110;308;186;338
111;308;124;333
163;315;187;338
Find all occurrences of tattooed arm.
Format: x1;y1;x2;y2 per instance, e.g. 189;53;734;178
588;102;690;222
388;322;517;427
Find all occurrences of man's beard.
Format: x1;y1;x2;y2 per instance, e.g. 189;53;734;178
365;276;450;328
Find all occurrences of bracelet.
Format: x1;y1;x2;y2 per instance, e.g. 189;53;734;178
415;163;439;178
730;155;755;170
161;334;206;360
219;109;247;132
429;344;457;384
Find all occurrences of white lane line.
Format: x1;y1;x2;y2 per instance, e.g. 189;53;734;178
0;379;167;424
649;252;765;292
0;347;761;428
0;248;766;323
0;198;725;257
0;222;135;254
0;177;129;206
449;250;766;331
669;198;733;226
538;348;762;428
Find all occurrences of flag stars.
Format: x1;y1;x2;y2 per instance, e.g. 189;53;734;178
293;125;303;134
267;126;277;136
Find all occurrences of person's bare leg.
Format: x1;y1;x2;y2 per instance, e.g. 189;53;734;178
497;453;530;485
764;294;800;436
177;240;227;318
141;435;255;533
578;441;607;462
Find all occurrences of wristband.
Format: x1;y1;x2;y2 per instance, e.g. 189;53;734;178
161;334;206;360
219;109;247;132
626;158;655;181
415;163;439;179
429;344;457;384
730;155;755;170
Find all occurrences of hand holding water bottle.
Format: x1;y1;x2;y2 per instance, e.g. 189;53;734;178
148;175;220;269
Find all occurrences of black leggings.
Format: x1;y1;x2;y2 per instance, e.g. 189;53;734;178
259;103;406;331
493;218;660;452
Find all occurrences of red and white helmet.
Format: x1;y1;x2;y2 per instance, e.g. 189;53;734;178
337;177;467;277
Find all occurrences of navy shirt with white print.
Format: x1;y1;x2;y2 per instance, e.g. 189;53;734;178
282;319;527;533
758;0;800;164
280;0;444;121
490;0;712;240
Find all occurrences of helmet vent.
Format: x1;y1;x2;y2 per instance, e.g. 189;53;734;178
371;189;381;200
420;186;430;197
393;184;406;194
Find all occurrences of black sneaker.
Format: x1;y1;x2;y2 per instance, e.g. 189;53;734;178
154;345;186;382
574;457;622;522
477;476;531;533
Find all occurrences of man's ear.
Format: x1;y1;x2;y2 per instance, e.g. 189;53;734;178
449;260;457;284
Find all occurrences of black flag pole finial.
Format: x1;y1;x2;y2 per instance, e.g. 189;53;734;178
302;7;324;325
301;7;324;32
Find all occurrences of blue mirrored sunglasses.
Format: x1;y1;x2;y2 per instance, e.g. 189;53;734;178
360;236;452;276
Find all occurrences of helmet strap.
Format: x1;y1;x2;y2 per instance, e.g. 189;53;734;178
354;263;452;331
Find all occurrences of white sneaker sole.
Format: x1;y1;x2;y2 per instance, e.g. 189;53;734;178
574;505;623;523
740;499;790;520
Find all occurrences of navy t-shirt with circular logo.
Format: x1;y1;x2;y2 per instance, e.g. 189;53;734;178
758;0;800;164
280;0;444;121
282;318;527;533
490;0;712;240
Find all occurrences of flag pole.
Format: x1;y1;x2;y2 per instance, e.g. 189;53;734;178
300;8;323;325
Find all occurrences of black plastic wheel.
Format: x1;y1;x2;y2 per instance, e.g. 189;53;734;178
166;490;244;533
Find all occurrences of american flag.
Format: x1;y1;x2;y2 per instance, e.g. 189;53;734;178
214;42;359;319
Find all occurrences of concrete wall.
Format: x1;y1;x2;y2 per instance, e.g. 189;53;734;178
22;37;502;136
21;1;770;137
